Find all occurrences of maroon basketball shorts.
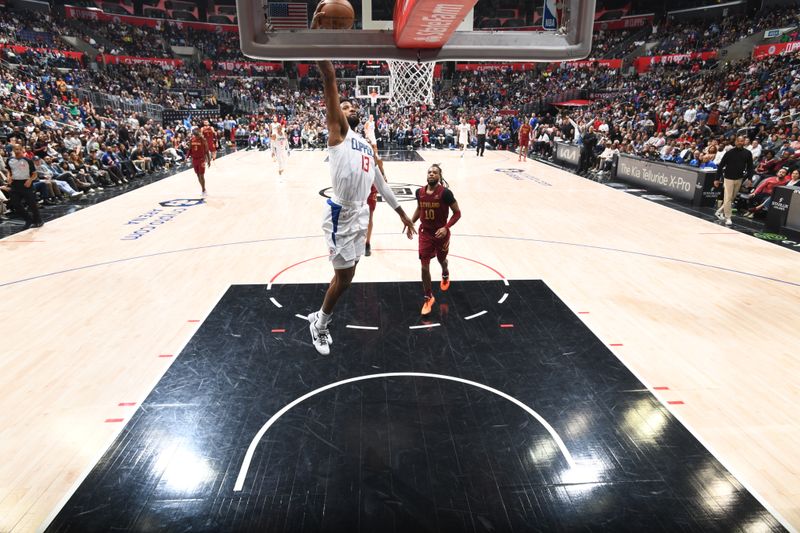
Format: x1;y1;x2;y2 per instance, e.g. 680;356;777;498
367;185;378;213
418;226;450;260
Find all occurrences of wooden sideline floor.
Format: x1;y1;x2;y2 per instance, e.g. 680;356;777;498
1;148;798;532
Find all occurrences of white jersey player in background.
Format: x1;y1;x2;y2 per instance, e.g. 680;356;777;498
364;114;377;146
270;116;280;162
457;117;470;157
306;47;415;355
274;122;289;175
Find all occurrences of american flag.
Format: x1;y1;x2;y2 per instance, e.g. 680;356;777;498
267;2;309;29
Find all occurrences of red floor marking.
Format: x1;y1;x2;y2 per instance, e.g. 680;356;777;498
104;418;124;423
500;324;514;328
269;254;329;283
271;329;286;333
0;240;45;243
653;387;669;391
117;402;137;406
188;319;200;323
158;354;174;358
609;343;624;346
578;311;590;314
668;401;685;405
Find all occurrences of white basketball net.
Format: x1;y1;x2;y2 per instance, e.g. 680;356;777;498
386;59;435;108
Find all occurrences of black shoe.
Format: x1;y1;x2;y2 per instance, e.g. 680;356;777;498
365;243;371;256
33;221;44;228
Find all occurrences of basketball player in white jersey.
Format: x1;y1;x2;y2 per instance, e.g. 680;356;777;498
270;116;280;162
457;117;470;157
274;122;289;175
306;55;416;355
364;114;377;147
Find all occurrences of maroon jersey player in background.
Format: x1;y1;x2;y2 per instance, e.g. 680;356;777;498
364;140;386;257
200;120;217;161
409;164;461;316
190;128;211;195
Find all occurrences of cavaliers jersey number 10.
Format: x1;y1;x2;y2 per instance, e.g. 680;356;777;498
416;185;455;230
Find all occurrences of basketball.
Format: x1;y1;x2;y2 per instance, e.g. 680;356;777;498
315;0;354;29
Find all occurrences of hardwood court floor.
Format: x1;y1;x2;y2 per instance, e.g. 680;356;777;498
1;148;799;531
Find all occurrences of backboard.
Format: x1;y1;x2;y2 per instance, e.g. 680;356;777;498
355;76;392;101
236;0;595;62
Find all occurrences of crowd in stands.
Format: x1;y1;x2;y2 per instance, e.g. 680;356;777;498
92;22;172;58
590;29;639;58
520;51;800;219
167;26;241;61
648;5;800;55
3;2;800;226
0;9;57;48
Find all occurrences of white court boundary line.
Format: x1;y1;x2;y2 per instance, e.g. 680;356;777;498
564;304;797;532
269;297;282;308
38;284;232;532
464;310;487;320
346;325;379;330
233;371;576;492
409;323;441;329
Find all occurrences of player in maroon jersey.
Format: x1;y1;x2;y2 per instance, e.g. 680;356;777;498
409;164;461;316
190;128;211;195
200;120;217;161
518;120;532;162
364;155;387;256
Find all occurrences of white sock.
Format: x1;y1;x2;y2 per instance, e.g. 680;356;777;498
317;309;332;328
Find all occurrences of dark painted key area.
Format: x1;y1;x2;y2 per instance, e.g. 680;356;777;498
47;280;783;532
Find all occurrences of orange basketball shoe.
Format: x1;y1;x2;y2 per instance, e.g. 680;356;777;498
421;296;436;316
440;276;450;291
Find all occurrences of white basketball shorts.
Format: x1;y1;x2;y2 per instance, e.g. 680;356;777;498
322;198;369;269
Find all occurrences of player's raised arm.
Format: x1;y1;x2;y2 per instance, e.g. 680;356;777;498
315;60;348;146
312;9;348;147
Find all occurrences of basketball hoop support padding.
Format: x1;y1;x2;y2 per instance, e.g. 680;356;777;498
393;0;480;49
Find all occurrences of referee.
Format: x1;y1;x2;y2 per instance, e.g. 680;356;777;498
7;144;43;229
476;117;487;157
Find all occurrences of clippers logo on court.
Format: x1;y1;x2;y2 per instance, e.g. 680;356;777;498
319;183;417;203
121;199;204;240
494;168;552;186
159;199;205;208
